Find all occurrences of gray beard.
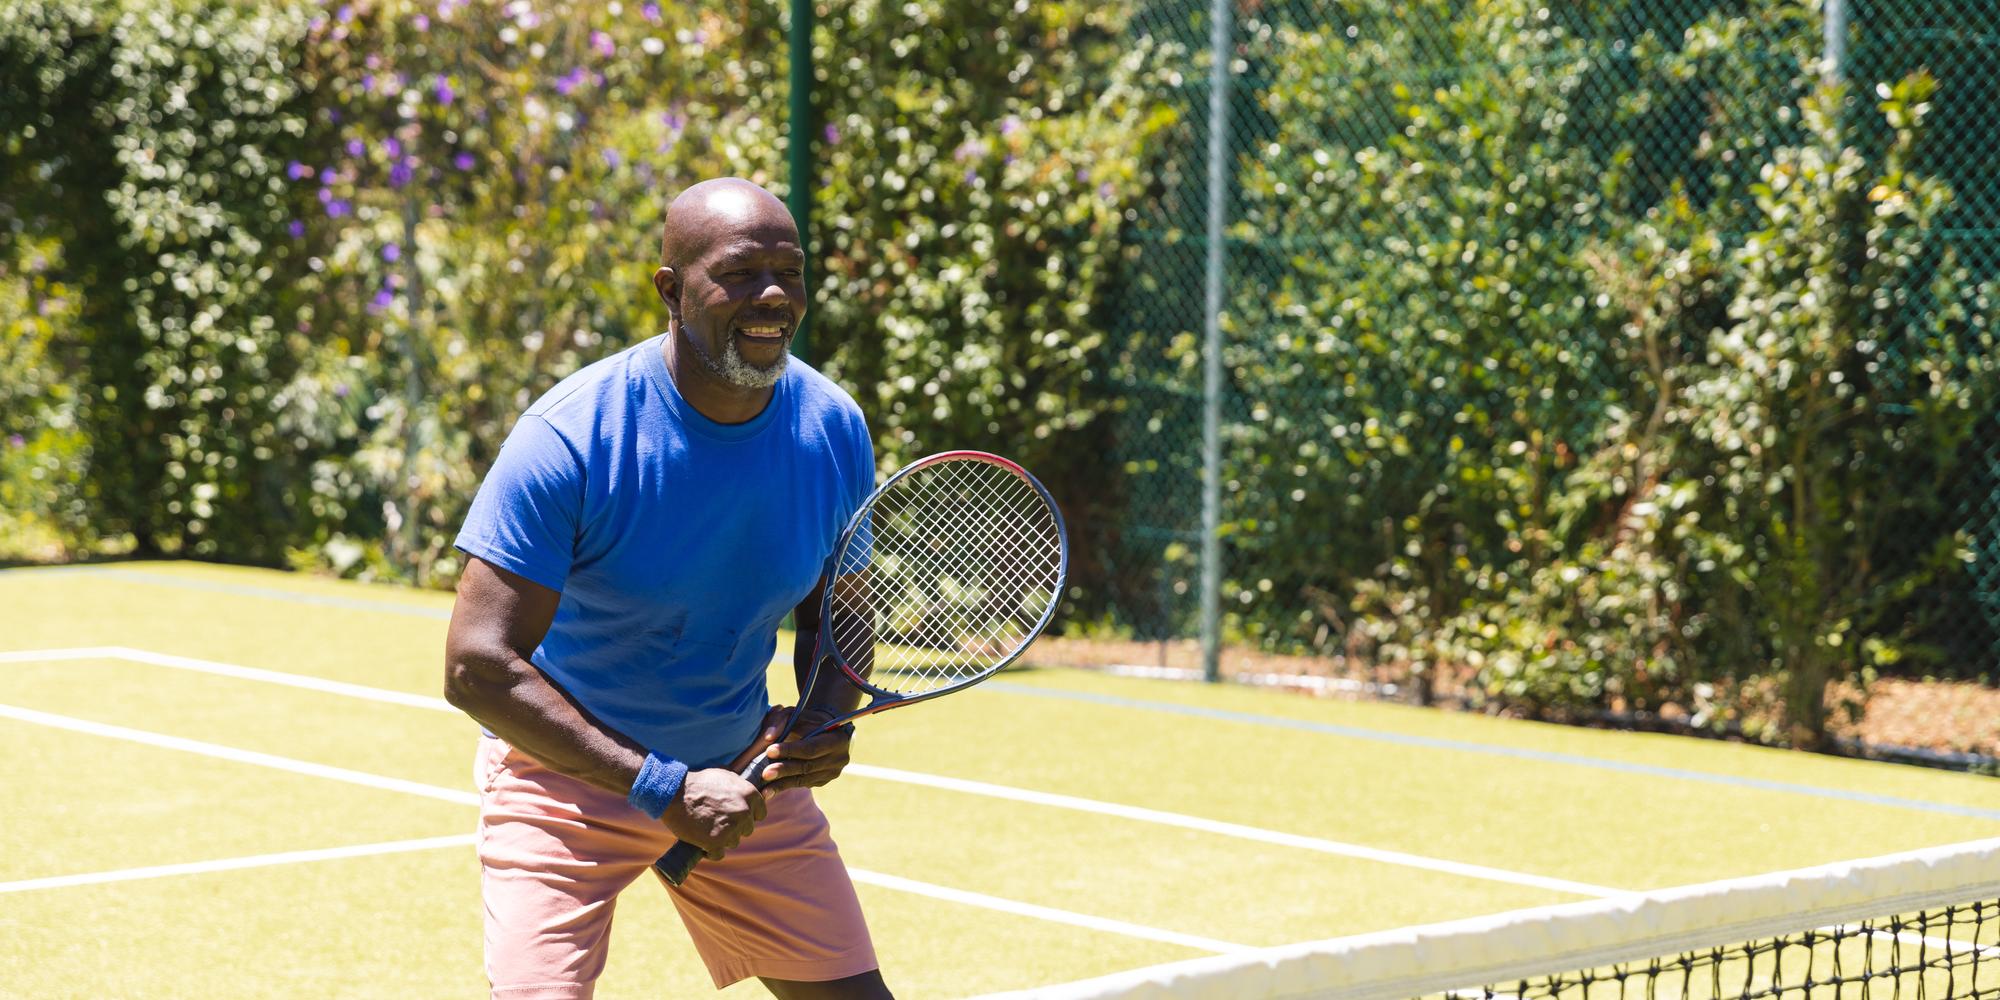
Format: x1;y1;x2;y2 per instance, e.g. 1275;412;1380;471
685;328;788;390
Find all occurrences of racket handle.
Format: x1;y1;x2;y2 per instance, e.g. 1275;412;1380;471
654;751;773;887
654;839;707;886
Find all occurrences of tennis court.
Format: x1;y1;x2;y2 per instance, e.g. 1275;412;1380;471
8;561;2000;998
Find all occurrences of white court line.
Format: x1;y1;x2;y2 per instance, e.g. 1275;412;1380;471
847;765;1621;898
847;869;1250;955
0;703;480;806
0;700;1239;952
0;646;453;711
0;835;476;894
3;647;1615;897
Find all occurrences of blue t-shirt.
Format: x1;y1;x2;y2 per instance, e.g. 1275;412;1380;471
454;335;875;769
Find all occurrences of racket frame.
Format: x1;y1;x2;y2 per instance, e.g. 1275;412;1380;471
653;449;1068;885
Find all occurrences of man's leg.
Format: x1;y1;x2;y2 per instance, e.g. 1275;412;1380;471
663;787;881;990
477;736;668;999
761;970;894;1000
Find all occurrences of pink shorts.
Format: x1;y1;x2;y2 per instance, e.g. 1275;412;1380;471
474;736;878;997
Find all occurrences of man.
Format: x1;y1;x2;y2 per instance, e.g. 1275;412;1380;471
445;177;892;999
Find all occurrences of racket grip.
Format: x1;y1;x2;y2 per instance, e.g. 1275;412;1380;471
654;751;773;887
655;839;706;886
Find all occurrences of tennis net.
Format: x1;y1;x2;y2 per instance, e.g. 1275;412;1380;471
979;836;2000;1000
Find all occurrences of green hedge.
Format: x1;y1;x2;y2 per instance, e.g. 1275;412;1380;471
1172;0;1999;743
2;0;1153;589
6;0;1995;745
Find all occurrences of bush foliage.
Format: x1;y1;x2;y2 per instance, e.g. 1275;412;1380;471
4;0;1994;745
1204;0;1997;744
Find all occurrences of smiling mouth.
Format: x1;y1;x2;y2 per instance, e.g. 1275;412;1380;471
734;322;792;342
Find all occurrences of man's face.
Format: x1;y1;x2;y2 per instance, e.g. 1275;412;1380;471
656;195;805;390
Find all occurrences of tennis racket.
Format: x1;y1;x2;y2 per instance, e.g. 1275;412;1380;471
655;450;1069;886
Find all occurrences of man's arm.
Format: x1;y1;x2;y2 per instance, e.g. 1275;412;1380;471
758;575;866;789
444;556;771;857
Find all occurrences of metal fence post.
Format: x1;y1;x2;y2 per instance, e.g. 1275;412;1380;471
788;0;814;364
1200;0;1232;684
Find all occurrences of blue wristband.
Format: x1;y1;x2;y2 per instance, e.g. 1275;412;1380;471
628;752;689;820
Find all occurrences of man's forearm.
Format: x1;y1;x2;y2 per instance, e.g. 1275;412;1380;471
446;650;648;796
793;619;865;719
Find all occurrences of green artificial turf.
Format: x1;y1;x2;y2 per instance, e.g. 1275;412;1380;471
4;561;1997;999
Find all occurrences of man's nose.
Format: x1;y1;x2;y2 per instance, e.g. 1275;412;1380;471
751;273;794;306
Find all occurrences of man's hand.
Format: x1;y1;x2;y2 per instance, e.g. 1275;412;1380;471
658;706;792;859
663;769;767;859
754;708;854;792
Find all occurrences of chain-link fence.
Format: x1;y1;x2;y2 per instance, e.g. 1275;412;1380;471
1103;0;2000;689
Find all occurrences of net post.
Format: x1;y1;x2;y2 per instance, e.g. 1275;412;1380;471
787;0;814;365
1199;0;1232;685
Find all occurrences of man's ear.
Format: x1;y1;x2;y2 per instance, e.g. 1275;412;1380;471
652;266;681;321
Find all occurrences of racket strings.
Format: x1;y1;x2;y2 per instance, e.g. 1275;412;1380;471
828;458;1063;696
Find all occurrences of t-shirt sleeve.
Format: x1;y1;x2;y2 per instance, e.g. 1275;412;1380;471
454;414;584;592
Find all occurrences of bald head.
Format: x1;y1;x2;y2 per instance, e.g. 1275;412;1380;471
660;178;797;269
651;177;806;401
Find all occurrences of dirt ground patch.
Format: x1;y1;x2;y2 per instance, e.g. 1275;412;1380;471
1028;636;2000;763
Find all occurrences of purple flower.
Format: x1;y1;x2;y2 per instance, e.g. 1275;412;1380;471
1098;181;1114;199
592;31;615;57
389;161;413;188
327;198;350;218
692;29;707;44
1076;167;1090;182
602;148;620;170
823;123;841;145
287;161;313;180
317;187;334;204
964;168;978;184
336;4;353;23
661;109;686;132
642;1;660;20
555;67;586;95
382;243;401;262
433;75;454;105
412;13;430;31
288;219;306;238
1001;115;1022;136
6;435;23;449
453;151;476;171
346;138;365;157
368;286;394;313
362;73;376;93
385;137;403;158
328;109;342;123
333;382;348;397
320;167;337;185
